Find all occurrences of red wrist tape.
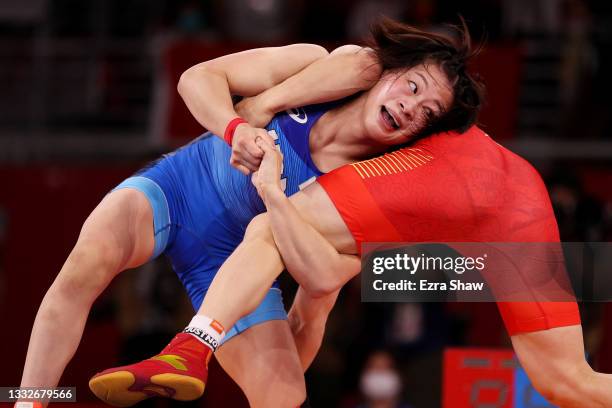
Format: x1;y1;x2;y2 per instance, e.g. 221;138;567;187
223;117;247;145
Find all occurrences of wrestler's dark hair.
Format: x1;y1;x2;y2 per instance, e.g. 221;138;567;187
368;16;486;135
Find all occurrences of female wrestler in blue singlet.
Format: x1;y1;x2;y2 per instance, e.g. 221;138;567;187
119;103;337;337
21;19;483;407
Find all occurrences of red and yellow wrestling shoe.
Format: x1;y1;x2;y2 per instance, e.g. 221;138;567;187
88;333;212;407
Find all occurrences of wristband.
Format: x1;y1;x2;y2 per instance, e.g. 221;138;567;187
223;117;247;146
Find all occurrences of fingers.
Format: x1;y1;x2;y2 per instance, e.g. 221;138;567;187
255;130;276;148
255;136;275;153
243;138;264;159
230;125;279;174
233;162;252;176
245;130;275;157
230;154;259;174
238;146;262;167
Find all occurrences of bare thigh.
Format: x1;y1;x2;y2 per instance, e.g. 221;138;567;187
67;187;155;284
216;320;306;408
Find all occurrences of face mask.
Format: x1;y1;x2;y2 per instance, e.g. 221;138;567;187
360;370;401;399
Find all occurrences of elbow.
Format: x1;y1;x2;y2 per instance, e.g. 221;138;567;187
177;68;194;97
302;274;342;298
177;64;214;97
299;258;353;298
307;44;329;59
329;45;381;88
331;45;379;70
285;260;339;298
290;43;329;62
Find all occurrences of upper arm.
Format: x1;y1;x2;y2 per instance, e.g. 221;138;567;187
181;44;329;97
330;44;382;87
287;182;358;254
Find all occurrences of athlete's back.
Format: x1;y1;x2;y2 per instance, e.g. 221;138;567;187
407;127;560;242
318;126;579;336
319;126;559;244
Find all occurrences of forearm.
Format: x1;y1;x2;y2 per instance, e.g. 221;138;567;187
177;44;329;137
288;288;339;370
290;318;325;371
258;46;381;113
262;186;360;297
177;68;240;138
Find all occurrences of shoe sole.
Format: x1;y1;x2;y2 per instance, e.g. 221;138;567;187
89;370;205;407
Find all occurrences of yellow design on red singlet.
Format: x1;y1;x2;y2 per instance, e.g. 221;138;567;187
350;148;434;179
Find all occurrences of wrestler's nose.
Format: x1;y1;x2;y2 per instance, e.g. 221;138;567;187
398;99;416;121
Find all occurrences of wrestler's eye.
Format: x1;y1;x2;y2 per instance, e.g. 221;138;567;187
408;81;417;94
424;107;433;120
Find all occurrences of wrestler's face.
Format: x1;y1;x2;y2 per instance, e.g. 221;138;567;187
363;63;454;145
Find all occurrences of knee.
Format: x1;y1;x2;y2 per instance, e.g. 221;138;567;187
244;214;273;242
59;237;123;296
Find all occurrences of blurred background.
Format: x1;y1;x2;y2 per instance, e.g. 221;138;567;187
0;0;611;407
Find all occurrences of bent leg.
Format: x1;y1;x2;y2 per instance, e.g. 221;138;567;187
198;216;284;333
512;325;612;407
216;320;306;408
21;188;154;389
200;182;355;331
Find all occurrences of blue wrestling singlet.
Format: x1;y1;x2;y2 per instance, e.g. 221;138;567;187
114;104;330;341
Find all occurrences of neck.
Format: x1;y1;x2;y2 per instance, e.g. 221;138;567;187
309;96;389;171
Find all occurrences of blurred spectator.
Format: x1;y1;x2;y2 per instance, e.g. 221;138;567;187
548;167;605;241
558;0;598;138
589;2;612;138
502;0;563;37
0;0;47;25
175;0;207;34
351;350;412;408
560;0;596;106
345;0;407;41
213;0;304;43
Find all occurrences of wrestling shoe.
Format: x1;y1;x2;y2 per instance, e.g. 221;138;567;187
89;333;211;407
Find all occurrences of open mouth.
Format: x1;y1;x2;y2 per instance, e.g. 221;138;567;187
381;106;400;131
